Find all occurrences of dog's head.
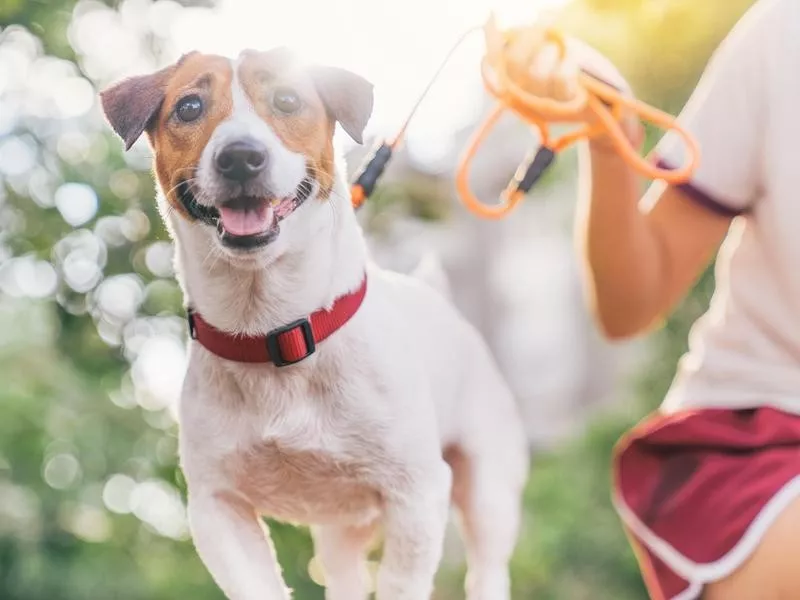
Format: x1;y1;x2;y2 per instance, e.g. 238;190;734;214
100;48;373;263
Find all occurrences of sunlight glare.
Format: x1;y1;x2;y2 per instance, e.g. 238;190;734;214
169;0;570;160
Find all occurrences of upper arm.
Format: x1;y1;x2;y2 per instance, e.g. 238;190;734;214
640;0;787;320
644;182;733;322
655;0;783;214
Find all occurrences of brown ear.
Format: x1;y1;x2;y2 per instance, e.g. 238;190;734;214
99;66;173;150
310;66;374;144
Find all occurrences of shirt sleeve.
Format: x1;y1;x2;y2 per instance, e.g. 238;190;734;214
654;0;783;215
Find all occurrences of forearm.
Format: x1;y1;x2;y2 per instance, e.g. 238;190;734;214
498;26;733;339
576;142;669;339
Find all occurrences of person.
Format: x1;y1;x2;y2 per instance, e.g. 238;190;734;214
510;0;800;598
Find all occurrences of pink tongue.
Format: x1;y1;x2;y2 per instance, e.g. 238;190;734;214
219;204;274;236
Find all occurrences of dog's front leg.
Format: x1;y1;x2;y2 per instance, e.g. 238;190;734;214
187;491;290;600
377;459;452;600
312;522;377;600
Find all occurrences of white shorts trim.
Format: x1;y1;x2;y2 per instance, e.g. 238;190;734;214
673;581;703;600
613;474;800;600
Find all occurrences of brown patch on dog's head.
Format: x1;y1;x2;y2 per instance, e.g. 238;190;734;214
101;52;235;215
236;48;373;199
101;48;374;213
149;53;236;214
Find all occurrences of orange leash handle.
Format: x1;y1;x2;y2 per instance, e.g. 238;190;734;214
575;73;700;184
350;22;700;221
455;23;701;219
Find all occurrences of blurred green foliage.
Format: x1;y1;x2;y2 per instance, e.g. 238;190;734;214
0;0;753;599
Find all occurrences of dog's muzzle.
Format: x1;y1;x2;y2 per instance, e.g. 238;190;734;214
176;176;315;250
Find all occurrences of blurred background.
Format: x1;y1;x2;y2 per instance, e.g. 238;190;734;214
0;0;756;598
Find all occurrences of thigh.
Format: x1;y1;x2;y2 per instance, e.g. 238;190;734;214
704;494;800;600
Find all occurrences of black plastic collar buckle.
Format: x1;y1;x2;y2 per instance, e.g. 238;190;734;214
265;318;316;367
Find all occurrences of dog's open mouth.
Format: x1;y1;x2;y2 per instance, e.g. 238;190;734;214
216;196;282;249
177;177;314;250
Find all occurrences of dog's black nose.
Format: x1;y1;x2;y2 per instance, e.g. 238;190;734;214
215;139;268;181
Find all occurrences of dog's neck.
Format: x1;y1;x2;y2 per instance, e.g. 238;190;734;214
169;173;367;337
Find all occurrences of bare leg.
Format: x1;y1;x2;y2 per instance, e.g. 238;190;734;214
704;495;800;600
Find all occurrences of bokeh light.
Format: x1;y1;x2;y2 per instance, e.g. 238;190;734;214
55;182;99;227
43;453;82;490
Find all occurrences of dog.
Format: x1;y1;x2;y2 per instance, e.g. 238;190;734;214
100;47;529;600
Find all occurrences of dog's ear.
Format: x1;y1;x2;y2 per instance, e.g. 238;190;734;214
310;66;374;144
100;65;174;150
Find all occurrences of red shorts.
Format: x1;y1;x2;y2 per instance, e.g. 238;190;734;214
613;406;800;600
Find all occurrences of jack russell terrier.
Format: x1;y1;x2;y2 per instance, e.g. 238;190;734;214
100;47;529;600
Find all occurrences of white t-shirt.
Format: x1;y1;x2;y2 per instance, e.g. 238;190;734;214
655;0;800;414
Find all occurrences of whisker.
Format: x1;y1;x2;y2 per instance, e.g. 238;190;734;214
202;241;224;271
164;177;199;199
172;166;196;177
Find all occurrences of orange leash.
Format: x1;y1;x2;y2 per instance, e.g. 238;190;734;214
350;27;479;211
351;16;700;219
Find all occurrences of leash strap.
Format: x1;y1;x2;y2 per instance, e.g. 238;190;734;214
349;17;700;219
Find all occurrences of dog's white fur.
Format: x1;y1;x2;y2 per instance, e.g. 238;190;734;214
161;59;529;600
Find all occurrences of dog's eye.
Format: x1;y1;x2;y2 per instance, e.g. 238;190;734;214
272;88;301;114
176;95;204;122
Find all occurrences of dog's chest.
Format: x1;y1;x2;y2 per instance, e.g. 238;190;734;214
206;365;387;526
228;436;383;526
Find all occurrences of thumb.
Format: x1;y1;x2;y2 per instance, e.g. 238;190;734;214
567;37;632;96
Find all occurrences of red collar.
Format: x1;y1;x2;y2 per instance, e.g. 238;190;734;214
187;276;368;366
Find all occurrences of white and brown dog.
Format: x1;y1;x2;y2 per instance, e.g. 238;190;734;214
100;48;529;600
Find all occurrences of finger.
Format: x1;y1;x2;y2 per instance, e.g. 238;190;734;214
502;30;544;95
483;14;505;62
529;43;560;97
507;27;546;74
552;54;580;101
567;37;631;95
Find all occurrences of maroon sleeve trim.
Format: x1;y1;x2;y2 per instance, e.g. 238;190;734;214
655;158;746;218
